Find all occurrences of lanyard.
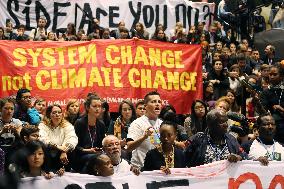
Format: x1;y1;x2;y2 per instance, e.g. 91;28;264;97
208;138;227;161
148;119;160;137
88;126;96;148
274;90;283;106
258;138;275;161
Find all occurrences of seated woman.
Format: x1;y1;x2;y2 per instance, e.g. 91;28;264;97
0;97;23;167
65;99;81;125
203;82;215;107
131;22;149;40
0;97;23;133
38;104;78;171
108;100;136;160
151;29;168;42
73;95;106;172
108;100;136;141
143;121;185;173
99;101;112;133
20;140;63;179
159;105;188;142
184;100;208;137
85;154;114;176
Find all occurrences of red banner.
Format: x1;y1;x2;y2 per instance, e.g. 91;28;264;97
0;39;202;114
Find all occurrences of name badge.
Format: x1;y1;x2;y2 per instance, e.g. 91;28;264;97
273;152;281;161
150;133;160;145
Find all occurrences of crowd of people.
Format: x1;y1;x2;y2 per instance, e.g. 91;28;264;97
0;2;284;185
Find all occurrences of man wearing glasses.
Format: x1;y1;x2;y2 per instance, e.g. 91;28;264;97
14;88;41;125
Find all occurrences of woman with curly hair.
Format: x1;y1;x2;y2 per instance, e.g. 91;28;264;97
38;104;78;171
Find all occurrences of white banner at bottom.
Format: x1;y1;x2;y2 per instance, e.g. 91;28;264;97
19;160;284;189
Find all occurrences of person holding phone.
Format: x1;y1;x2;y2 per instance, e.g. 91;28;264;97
73;95;106;172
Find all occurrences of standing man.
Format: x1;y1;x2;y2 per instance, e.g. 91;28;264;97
127;91;162;168
29;17;48;41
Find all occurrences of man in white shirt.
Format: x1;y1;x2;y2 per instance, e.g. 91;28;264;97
102;135;131;174
29;17;48;41
243;114;284;165
127;91;163;168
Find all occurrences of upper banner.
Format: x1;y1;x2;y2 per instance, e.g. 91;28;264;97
0;0;215;35
19;160;284;189
0;40;203;114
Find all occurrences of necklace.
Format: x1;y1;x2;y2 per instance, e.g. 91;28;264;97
274;90;283;106
0;118;12;126
158;145;175;168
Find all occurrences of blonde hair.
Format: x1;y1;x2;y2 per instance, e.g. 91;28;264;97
215;96;231;112
66;99;80;112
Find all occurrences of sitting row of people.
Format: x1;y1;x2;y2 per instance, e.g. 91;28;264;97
8;111;280;179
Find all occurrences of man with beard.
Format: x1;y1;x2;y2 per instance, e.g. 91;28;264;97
102;135;131;174
185;109;243;167
242;114;284;165
127;91;163;168
29;17;48;41
262;45;277;65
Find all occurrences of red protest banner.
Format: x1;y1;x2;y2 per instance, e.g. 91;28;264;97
0;39;202;114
